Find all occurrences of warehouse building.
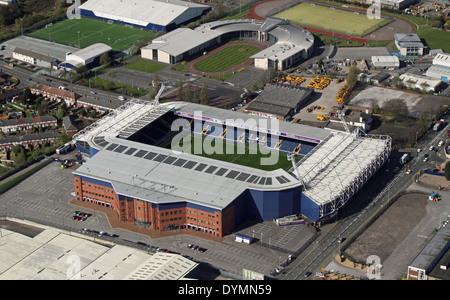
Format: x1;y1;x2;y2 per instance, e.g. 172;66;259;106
407;224;450;280
141;18;314;71
426;53;450;83
78;0;210;32
371;56;400;69
59;43;112;70
399;73;442;92
244;83;313;120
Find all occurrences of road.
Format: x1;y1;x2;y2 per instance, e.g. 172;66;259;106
281;114;450;280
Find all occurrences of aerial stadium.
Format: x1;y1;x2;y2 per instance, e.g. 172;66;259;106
72;99;391;239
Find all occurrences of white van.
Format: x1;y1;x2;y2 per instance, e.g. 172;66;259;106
438;140;444;147
118;96;126;101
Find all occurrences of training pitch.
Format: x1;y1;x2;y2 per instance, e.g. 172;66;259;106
274;3;390;37
28;17;156;52
193;44;262;73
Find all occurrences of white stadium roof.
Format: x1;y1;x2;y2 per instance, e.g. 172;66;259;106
79;0;209;27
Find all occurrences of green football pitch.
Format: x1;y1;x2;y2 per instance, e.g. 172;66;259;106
275;3;390;37
193;44;262;73
160;133;301;172
28;18;156;52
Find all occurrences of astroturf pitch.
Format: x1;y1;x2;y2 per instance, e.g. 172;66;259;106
28;17;156;52
274;2;390;37
160;133;301;172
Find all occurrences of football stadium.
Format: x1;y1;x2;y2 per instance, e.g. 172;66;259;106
72;99;391;239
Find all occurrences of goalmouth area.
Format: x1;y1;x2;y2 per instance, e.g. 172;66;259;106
28;17;156;52
274;2;391;37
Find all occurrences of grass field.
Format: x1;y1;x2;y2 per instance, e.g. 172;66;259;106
193;44;261;73
275;3;390;37
161;133;300;172
125;59;167;73
28;17;156;52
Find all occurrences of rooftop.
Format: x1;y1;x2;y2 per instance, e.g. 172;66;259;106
144;18;314;62
245;84;313;117
0;226;198;280
79;0;209;27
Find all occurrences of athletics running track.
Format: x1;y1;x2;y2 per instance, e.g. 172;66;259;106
244;0;416;43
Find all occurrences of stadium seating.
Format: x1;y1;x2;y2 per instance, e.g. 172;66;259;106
184;118;317;156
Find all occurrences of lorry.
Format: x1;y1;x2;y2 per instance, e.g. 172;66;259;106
400;153;409;164
433;119;445;131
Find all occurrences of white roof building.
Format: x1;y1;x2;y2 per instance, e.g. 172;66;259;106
371;56;400;68
79;0;210;31
141;18;315;71
426;53;450;83
400;73;442;92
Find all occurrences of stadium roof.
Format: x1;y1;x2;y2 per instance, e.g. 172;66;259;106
298;132;391;208
79;0;209;27
74;131;301;210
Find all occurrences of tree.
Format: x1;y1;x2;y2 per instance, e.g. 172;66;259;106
382;98;409;119
99;53;111;66
176;80;183;101
56;102;67;120
199;79;209;105
446;161;450;181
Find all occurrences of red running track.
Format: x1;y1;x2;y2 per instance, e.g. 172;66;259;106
244;0;416;43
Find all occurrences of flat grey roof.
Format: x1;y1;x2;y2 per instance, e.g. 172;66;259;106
245;84;313;117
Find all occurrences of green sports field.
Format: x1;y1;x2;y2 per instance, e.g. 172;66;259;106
193;44;261;73
28;17;156;52
161;133;300;172
275;3;390;37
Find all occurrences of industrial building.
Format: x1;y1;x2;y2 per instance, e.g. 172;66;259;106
426;53;450;83
399;73;442;92
0;227;199;280
78;0;210;32
244;84;313;120
394;33;426;57
59;43;112;70
407;224;450;280
72;99;391;239
141;17;315;71
371;56;400;69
